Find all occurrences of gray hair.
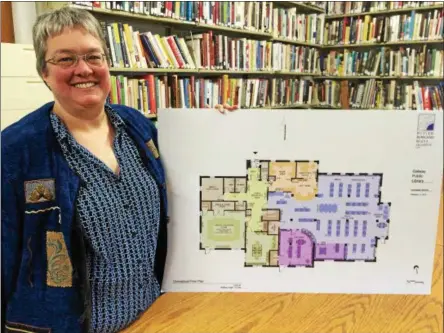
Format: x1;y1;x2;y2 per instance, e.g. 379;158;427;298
32;6;109;77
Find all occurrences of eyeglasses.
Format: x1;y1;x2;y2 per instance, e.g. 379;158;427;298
45;51;107;68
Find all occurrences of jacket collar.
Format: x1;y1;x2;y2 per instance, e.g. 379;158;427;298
19;101;148;143
49;104;127;144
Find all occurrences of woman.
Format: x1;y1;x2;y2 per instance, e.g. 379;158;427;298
1;6;235;333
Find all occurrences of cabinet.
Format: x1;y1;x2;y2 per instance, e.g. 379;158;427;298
1;43;53;130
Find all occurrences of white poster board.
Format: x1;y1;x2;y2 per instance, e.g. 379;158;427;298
157;109;443;295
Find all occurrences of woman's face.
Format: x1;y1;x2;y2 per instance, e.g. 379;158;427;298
42;27;111;112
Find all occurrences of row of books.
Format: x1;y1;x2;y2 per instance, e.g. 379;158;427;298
109;74;158;115
107;74;343;111
101;22;197;69
270;78;322;107
184;38;319;72
108;75;443;113
102;22;327;72
76;2;444;45
100;18;444;72
78;1;328;45
272;44;319;72
108;75;270;111
325;1;442;15
324;10;444;45
272;9;325;44
321;47;444;77
79;1;274;33
103;19;444;73
187;32;272;70
346;80;444;110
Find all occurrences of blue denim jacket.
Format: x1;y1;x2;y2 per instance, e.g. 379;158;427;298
1;102;168;333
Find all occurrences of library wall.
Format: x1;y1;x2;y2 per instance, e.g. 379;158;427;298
4;1;444;127
75;0;442;116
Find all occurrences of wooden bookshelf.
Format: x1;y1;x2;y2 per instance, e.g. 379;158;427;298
383;39;444;47
37;1;443;112
109;68;326;77
78;4;333;45
109;68;323;77
109;68;277;75
275;1;325;13
312;105;341;109
272;104;311;109
148;104;342;110
395;76;444;80
325;4;444;19
194;23;272;38
256;104;339;110
73;4;274;38
273;37;321;48
319;76;444;80
83;5;195;26
323;39;444;49
73;3;334;45
197;70;273;75
274;71;320;76
109;68;199;74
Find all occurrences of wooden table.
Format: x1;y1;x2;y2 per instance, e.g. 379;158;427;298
123;195;443;333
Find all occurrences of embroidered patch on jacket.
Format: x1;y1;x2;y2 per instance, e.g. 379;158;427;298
25;179;55;203
146;139;160;159
46;231;73;288
5;320;51;333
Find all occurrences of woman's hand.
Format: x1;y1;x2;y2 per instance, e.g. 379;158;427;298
211;104;239;114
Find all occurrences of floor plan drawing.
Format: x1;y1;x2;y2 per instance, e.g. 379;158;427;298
159;109;442;294
200;159;391;268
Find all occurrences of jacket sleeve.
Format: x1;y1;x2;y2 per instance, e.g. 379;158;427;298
1;147;23;331
143;116;168;288
136;112;168;289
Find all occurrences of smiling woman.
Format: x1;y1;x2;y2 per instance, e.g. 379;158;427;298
1;6;168;333
33;9;111;120
1;6;238;333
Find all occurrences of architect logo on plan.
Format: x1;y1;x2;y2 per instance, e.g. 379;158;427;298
199;159;391;268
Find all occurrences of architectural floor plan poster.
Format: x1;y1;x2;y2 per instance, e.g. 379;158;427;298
157;109;443;295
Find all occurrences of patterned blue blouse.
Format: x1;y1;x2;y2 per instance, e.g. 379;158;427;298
50;106;161;333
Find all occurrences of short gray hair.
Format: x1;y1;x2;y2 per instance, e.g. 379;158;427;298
32;6;109;77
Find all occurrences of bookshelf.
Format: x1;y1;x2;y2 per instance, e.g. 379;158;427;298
319;76;444;80
275;1;325;14
324;3;444;19
322;40;444;48
37;1;444;115
321;1;443;110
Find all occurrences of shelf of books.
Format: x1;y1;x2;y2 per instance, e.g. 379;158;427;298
38;1;444;117
275;1;325;14
325;2;444;19
322;3;444;48
320;1;443;111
